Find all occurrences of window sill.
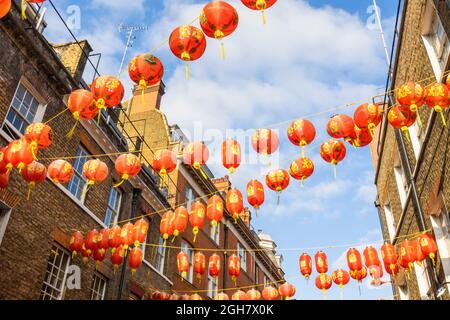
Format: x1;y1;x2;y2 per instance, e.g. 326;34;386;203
142;259;173;286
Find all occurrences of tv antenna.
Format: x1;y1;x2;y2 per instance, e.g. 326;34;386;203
117;24;150;76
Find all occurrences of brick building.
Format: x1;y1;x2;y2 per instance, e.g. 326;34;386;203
0;2;173;300
372;0;450;300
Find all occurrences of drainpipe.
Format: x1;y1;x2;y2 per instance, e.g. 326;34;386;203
222;224;228;293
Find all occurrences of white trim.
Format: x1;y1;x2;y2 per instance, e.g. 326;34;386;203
0;208;12;246
413;261;432;299
430;215;450;292
142;259;173;285
383;203;396;243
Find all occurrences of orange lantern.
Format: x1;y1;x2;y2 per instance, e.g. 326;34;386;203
299;253;312;279
347;248;363;271
84;229;99;253
0;148;7;174
0;172;9;189
363;246;382;277
226;188;243;224
418;233;438;265
81;242;92;264
91;75;124;111
215;292;230;300
315;251;328;274
388;105;417;139
425;82;449;126
227;254;240;284
128;247;143;274
246;179;264;212
108;225;122;251
96;228;110;252
350;266;368;283
232;290;247;300
120;222;134;250
414;239;426;266
381;243;398;276
397;82;425;112
172;206;189;239
265;169;290;196
200;1;239;59
348;126;373;147
241;0;277;24
193;252;206;279
190;294;203;300
169;25;207;80
287;119;316;156
48;160;74;184
177;251;190;279
67;89;98;137
21;161;46;199
400;239;418;271
246;289;261;301
69;231;84;258
93;247;107;264
24;123;53;158
222;138;241;174
207;195;224;234
320;139;346;178
183;141;209;170
111;245;125;272
326;114;355;141
353;103;383;134
152;149;177;176
332;269;350;288
315;274;332;292
447;74;450;90
189;201;206;242
0;0;11;19
279;282;296;300
131;218;149;247
4;139;35;172
262;286;279;300
251;128;279;156
82;159;109;189
209;253;221;278
289;157;314;186
128;54;164;93
160;210;175;244
114;153;141;187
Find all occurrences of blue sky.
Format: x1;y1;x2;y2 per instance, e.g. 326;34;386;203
41;0;400;299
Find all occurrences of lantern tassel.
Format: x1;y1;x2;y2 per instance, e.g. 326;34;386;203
66;120;79;139
26;182;35;201
301;147;305;158
221;42;225;60
171;235;177;243
21;0;26;20
199;167;208;180
439;111;447;127
261;10;267;25
81;181;95;199
113;179;125;188
185;64;190;80
30;142;38;160
333;164;337;179
417;111;423;128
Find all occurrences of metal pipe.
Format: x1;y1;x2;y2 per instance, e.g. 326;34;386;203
222;224;228;292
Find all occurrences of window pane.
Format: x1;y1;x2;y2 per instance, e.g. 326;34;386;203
67;148;89;200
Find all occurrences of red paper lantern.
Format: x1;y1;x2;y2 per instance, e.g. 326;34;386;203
350;267;368;283
172;206;189;239
69;231;84;258
128;247;143;273
128;54;164;91
193;252;206;279
418;233;438;265
24;123;53;157
114;153;141;187
0;172;9;189
108;226;122;251
82;159;109;187
84;229;99;252
4;139;35;172
177;251;190;279
397;82;425;112
0;148;8;174
388;105;417;133
120;222;134;250
183;142;209;169
0;0;11;19
227;254;240;284
251;129;279;156
96;228;110;251
320;139;346;177
160;210;175;243
332;269;350;288
279;282;296;300
91;75;124;110
381;243;398;275
289;157;314;185
241;0;277;23
246;289;261;301
222;138;241;174
315;274;332;292
425;82;449;126
246;179;264;211
48;160;74;184
215;292;230;300
81;242;92;264
189;201;206;242
226;188;244;223
262;286;279;300
315;251;328;274
21;161;46;199
363;246;382;277
209;253;221;278
67;89;98;136
200;1;239;40
287;119;316;154
347;248;363;271
131;218;149;247
348;126;373;147
93;247;107;264
353;103;383;133
265;169;290;193
299;253;312;279
232;290;247;300
399;239;417;271
169;294;180;300
326;114;355;140
207;195;224;232
414;239;426;266
152;149;177;175
190;294;203;300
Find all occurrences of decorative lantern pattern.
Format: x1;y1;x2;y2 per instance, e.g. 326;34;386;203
207;195;224;232
222;138;241;174
226;188;244;223
189;201;206;242
82;159;109;188
414;239;426;266
91;75;124;110
348;126;373;147
246;179;264;212
353;103;383;134
381;243;398;275
160;210;175;244
131;218;148;247
246;289;261;301
418;233;438;265
241;0;277;24
48;160;74;184
114;153;141;187
209;253;221;278
347;248;363;271
320;139;346;178
227;254;240;284
262;286;279;300
350;266;367;283
363;246;382;277
287;119;316;156
332;269;350;288
84;229;99;253
93;247;107;264
4;139;35;172
183;142;209;170
172;206;189;238
108;226;122;251
388;105;417;136
215;292;229;300
279;282;296;300
289;157;314;185
315;251;328;274
315;274;332;292
425;82;449;126
21;161;46;199
397;82;425;112
81;242;92;264
128;54;164;92
299;253;312;279
152;149;177;176
193;252;206;279
24;123;53;158
128;247;143;273
265;169;290;193
96;228;110;251
177;251;190;279
251;129;279;156
232;290;247;300
326;114;355;140
69;231;84;258
120;222;134;250
67;89;98;137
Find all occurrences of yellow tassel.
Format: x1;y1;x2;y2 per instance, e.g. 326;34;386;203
333;164;337;179
97;111;101;125
416;111;423;128
301;147;305;158
261;10;267;25
199;167;208;180
193;233;197;243
113;179;125;188
21;0;26;20
439;111;447;127
30;143;38;160
66;120;79;138
81;181;94;199
185;64;190;80
26;182;35;201
221;42;225;60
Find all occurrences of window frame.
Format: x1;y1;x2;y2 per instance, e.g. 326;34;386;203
66;147;90;203
209;221;220;245
155;237;166;274
40;244;71;300
237;242;247;272
0;204;12;246
180;240;194;283
104;187;122;227
207;273;218;299
90;272;107;300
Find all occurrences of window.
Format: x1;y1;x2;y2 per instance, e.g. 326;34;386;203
40;244;71;300
0;203;12;246
181;241;194;283
264;275;270;288
237;242;247;272
408;120;425;160
185;185;195;209
2;82;45;139
90;273;107;300
104;187;122;227
383;203;396;242
66;147;90;201
210;221;220;245
393;154;408;207
207;273;218;299
155;237;166;274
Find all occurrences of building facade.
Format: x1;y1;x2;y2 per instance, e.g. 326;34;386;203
372;0;450;300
